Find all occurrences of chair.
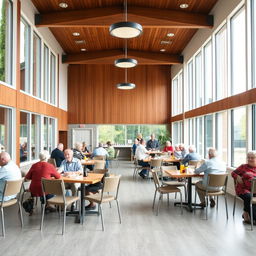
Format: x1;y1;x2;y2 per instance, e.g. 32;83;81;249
41;178;79;235
0;179;24;237
151;170;183;216
250;178;256;230
47;158;57;167
189;160;202;168
93;155;106;160
161;166;187;201
233;179;238;217
84;175;121;231
195;173;228;220
93;160;106;170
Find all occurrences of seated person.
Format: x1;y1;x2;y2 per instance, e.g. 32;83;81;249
50;143;65;167
25;151;60;213
194;148;226;207
82;142;90;153
163;141;174;153
135;139;150;179
146;133;159;150
231;151;256;223
173;144;182;159
59;149;83;196
92;143;109;168
132;139;139;156
136;133;143;143
181;145;201;165
0;152;21;202
73;142;84;160
179;143;188;159
105;141;115;159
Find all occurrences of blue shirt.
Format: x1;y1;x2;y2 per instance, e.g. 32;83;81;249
92;147;109;157
182;152;201;165
59;158;82;172
195;157;226;188
0;161;21;201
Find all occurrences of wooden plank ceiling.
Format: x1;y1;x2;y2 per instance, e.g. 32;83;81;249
32;0;218;65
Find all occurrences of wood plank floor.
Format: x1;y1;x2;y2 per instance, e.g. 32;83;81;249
0;161;255;256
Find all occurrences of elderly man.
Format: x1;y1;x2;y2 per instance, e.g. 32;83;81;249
51;143;65;167
59;149;82;196
146;134;159;150
179;144;188;159
194;148;226;208
0;152;21;201
182;145;201;165
135;139;150;179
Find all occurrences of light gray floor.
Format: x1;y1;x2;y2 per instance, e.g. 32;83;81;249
0;161;255;256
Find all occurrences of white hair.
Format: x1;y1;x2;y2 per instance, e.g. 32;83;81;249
39;150;50;161
247;151;256;157
189;145;196;153
74;142;82;150
208;148;217;158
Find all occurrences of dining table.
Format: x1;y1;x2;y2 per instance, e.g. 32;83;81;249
61;172;103;224
143;156;180;163
164;169;204;212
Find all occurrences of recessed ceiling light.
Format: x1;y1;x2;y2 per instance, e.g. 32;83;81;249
167;33;175;37
81;48;86;51
160;49;166;52
59;2;68;8
75;40;85;44
180;3;189;9
161;40;172;45
72;32;80;37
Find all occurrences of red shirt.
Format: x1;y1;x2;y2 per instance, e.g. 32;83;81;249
231;164;256;195
163;146;174;152
25;161;60;197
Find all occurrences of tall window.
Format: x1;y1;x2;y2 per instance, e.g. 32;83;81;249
196;117;203;157
187;60;194;110
188;119;195;146
172;121;183;146
216;111;228;162
172;77;178;116
20;18;31;93
231;7;246;95
20;112;28;162
215;25;228;100
204;114;213;156
204;41;213;104
43;117;48;150
252;0;256;88
32;32;41;98
0;0;12;85
50;53;56;105
0;106;12;154
252;105;256;150
31;114;40;160
43;44;49;102
195;52;203;108
231;107;247;167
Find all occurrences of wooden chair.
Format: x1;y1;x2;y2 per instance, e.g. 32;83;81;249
93;160;106;170
195;173;228;220
151;170;183;216
47;158;57;167
41;178;79;235
0;179;24;237
250;178;256;230
93;155;106;160
84;175;121;231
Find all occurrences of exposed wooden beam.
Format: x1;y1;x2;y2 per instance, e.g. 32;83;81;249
35;6;213;28
62;49;183;65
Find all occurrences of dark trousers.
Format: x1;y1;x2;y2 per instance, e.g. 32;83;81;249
138;160;150;175
239;193;256;220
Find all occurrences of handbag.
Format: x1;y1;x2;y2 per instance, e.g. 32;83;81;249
22;197;34;214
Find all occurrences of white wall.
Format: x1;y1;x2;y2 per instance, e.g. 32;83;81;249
171;0;243;77
20;0;68;111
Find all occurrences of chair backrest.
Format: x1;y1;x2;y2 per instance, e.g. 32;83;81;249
114;149;120;159
94;160;106;170
188;160;201;168
90;168;108;175
251;178;256;195
150;159;163;168
102;175;121;199
207;173;228;188
2;179;23;198
151;170;161;189
41;178;65;197
94;155;105;160
48;158;57;167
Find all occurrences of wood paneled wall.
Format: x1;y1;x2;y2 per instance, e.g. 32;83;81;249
68;65;171;124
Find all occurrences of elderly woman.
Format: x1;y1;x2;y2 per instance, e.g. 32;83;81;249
25;151;60;214
73;142;84;160
163;141;174;153
231;151;256;223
